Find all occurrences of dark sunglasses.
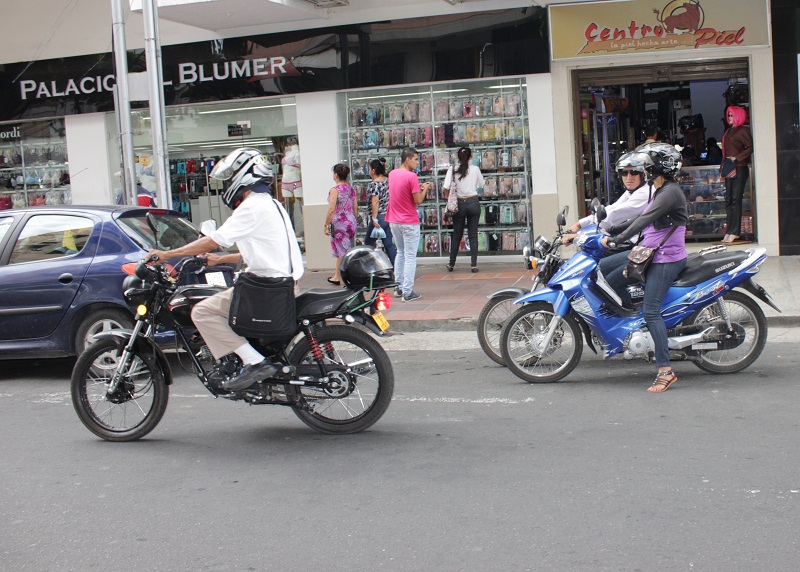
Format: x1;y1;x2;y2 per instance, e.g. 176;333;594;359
618;169;641;177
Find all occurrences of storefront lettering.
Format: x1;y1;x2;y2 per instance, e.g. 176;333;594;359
581;21;747;55
693;27;746;49
0;126;21;139
19;75;116;100
178;57;298;84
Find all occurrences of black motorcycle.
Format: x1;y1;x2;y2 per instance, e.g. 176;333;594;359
71;254;395;441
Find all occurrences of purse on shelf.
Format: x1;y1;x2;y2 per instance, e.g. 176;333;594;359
623;226;678;282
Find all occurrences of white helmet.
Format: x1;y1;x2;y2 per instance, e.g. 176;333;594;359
210;147;273;209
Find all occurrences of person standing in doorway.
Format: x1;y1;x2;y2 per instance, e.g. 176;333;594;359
444;146;484;273
364;158;396;265
386;147;430;302
721;105;753;244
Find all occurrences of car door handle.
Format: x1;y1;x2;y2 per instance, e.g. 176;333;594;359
58;273;74;284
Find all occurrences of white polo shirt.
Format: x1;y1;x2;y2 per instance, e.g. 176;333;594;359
212;193;304;281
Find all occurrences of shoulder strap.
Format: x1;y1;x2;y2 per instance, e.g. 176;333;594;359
272;197;294;275
656;225;679;249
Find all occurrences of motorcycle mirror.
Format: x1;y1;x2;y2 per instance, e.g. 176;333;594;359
595;204;607;223
146;212;160;247
590;197;601;211
556;206;569;227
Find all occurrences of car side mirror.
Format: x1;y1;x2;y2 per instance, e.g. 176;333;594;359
200;219;217;236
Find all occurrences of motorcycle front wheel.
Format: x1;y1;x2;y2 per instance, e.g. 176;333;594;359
286;325;394;434
71;339;169;442
501;302;583;383
685;290;767;374
477;293;518;366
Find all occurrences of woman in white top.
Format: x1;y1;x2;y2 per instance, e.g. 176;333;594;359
444;146;484;273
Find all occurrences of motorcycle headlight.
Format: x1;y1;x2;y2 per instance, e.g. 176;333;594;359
533;235;551;253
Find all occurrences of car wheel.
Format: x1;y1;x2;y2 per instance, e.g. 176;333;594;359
74;308;134;356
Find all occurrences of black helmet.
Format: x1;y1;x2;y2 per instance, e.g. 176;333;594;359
340;246;394;289
210;147;274;210
635;142;683;180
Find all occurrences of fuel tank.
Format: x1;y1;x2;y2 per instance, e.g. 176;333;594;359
167;285;228;328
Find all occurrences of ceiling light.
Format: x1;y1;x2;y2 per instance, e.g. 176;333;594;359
197;103;296;115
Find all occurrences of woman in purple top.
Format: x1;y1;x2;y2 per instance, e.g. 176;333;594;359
324;163;358;285
601;143;688;393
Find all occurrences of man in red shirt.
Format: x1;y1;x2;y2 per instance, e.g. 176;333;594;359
386;147;430;302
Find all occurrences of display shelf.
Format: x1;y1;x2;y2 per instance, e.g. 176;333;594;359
0;126;71;210
678;165;754;241
339;80;532;256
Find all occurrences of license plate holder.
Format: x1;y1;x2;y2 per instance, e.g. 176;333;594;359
372;311;390;332
204;271;227;286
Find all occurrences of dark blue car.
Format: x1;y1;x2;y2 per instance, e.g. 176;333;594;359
0;205;230;359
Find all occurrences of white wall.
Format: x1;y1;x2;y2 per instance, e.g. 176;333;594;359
294;91;341;270
65;113;115;205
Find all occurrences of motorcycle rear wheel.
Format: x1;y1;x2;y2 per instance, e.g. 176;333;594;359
477;294;518;366
686;290;767;374
71;339;169;442
286;325;394;434
501;302;583;383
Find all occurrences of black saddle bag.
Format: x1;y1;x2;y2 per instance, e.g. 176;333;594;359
229;272;296;339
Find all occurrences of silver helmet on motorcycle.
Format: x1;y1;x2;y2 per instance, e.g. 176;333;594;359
635;142;683;180
210;147;274;210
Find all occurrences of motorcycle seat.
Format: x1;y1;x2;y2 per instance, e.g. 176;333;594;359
295;288;356;320
673;251;750;287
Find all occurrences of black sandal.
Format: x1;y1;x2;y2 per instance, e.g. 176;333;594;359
327;278;341;285
648;369;678;393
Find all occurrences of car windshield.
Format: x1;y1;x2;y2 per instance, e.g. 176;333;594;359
117;211;201;251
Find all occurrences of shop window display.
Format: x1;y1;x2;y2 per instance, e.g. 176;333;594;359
0;120;71;211
339;79;532;256
678;165;754;242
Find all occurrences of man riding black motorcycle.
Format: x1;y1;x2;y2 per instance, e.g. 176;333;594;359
148;147;304;391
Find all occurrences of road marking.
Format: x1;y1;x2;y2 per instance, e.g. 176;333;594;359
393;396;535;404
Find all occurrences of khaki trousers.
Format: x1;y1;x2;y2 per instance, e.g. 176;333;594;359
190;288;246;360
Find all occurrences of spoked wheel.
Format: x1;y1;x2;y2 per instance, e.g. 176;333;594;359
286;325;394;434
500;302;583;383
71;339;169;441
477;294;518;366
685;290;767;374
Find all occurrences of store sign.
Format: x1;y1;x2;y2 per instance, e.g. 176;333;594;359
550;0;770;60
0;125;21;139
228;122;252;137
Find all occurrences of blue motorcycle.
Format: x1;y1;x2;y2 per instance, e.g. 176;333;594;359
500;210;780;383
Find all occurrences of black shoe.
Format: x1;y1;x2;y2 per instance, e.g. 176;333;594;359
327;277;341;285
446;264;454;272
221;360;279;391
402;291;422;302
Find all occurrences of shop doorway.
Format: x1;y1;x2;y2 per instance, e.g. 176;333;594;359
573;59;755;243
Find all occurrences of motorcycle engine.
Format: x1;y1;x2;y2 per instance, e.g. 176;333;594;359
623;330;654;360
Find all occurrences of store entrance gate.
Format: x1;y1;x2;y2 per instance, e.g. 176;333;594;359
572;58;755;243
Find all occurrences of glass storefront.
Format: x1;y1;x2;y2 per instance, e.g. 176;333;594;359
0;119;70;211
131;97;302;241
337;78;532;255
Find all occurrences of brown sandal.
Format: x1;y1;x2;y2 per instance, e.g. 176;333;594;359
648;369;678;393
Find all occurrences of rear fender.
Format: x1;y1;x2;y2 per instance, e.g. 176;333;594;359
92;330;174;385
737;279;781;313
513;287;571;315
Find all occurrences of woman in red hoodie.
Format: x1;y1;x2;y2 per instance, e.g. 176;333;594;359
721;105;753;244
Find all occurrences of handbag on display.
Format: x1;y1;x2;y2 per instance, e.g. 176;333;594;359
623;227;678;282
720;158;737;179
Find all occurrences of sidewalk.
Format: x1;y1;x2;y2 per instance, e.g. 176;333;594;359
300;253;800;332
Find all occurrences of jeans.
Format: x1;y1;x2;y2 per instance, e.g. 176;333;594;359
364;215;396;266
599;250;638;306
642;258;687;366
449;196;480;267
390;223;421;296
724;165;750;236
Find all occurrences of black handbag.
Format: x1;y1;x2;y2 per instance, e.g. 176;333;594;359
228;198;297;339
229;272;296;339
624;226;678;282
720;158;737;179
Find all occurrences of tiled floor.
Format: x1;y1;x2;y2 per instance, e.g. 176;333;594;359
301;262;538;326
